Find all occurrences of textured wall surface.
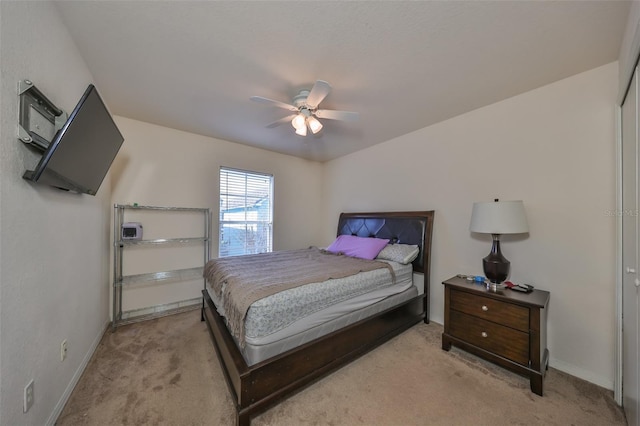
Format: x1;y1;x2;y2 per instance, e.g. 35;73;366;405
323;63;618;389
109;117;324;313
0;2;110;424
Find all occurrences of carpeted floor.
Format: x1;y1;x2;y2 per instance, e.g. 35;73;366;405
57;310;627;425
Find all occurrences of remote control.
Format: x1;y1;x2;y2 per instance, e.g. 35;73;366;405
504;281;534;293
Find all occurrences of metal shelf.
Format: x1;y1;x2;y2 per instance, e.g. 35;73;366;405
119;267;204;286
114;204;208;212
113;204;210;330
118;237;207;246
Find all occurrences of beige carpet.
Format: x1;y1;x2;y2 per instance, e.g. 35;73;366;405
57;310;627;426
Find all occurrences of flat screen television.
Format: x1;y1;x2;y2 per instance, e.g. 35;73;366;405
23;84;124;195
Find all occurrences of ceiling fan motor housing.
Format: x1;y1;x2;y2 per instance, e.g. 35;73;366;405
293;90;311;109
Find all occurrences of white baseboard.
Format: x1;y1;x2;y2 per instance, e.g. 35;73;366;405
46;320;110;426
548;357;614;391
429;319;614;391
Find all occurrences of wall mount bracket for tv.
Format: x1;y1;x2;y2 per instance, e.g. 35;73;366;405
17;79;68;152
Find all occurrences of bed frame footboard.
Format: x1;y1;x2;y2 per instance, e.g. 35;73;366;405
203;289;425;426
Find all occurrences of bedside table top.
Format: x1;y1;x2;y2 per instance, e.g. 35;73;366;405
442;276;550;309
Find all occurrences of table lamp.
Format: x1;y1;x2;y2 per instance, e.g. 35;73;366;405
469;199;529;289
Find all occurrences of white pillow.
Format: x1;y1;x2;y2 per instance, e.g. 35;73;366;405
376;243;420;264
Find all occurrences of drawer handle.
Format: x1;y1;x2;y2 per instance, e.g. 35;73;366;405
481;332;488;338
481;305;488;312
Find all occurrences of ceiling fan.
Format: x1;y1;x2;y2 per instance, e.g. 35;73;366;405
250;80;359;136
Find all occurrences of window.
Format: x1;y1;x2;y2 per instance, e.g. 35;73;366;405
219;167;273;257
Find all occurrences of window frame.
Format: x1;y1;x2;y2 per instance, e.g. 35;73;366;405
218;166;273;257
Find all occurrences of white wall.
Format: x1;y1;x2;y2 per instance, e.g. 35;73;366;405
0;2;111;425
110;117;324;313
322;63;618;389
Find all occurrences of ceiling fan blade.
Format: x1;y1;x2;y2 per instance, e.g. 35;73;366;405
266;114;296;128
250;96;298;112
305;80;332;109
315;109;359;122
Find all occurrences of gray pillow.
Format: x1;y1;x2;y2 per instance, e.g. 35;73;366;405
376;243;420;264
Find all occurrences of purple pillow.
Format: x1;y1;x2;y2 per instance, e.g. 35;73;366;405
326;235;389;260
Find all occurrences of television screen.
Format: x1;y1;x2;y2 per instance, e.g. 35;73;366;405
23;84;124;195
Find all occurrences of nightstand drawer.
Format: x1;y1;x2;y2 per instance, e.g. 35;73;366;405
450;289;529;332
449;310;530;365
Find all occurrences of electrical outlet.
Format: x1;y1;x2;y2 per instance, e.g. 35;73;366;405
24;380;34;413
60;340;67;361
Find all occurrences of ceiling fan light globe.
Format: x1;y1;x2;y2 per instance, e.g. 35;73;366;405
292;113;306;130
295;125;307;136
308;116;323;134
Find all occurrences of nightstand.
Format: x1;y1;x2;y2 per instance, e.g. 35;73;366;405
441;276;550;396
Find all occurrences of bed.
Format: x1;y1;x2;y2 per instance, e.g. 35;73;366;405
201;211;434;426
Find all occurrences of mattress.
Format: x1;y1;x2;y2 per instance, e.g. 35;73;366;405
207;259;414;364
242;285;418;365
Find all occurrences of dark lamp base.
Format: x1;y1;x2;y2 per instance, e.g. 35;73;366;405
483;255;510;283
483;235;510;283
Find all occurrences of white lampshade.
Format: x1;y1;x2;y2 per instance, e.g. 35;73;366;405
469;200;529;234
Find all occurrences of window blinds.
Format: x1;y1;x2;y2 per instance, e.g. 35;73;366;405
219;167;273;257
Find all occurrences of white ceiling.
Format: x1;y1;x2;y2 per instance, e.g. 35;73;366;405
54;1;629;162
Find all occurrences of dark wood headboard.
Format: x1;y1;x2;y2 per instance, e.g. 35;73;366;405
337;211;435;322
336;211;434;275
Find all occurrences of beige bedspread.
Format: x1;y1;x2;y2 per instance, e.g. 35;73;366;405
204;247;393;345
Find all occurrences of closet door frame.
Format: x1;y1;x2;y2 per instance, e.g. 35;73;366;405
617;7;640;406
616;101;623;406
619;62;640;426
